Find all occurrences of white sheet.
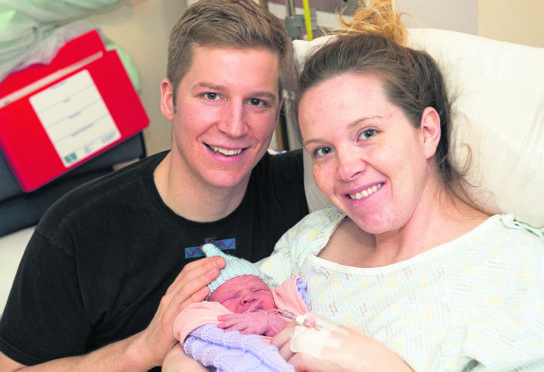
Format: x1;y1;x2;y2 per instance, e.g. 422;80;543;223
0;226;33;315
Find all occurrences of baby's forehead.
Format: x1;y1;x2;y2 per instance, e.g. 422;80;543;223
225;275;267;287
209;275;270;302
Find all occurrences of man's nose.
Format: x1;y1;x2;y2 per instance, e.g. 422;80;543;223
217;101;248;138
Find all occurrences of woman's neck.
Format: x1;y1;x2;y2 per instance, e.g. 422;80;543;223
373;185;490;265
322;181;490;268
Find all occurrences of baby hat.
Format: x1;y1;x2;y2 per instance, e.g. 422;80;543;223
202;243;265;296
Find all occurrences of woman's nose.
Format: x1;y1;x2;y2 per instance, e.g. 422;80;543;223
336;148;365;181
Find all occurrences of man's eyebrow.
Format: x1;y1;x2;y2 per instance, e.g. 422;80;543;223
192;82;278;103
192;82;225;91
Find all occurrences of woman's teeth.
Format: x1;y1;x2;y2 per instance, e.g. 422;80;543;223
349;183;383;200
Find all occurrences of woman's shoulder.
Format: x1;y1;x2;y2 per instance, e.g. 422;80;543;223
495;214;544;240
258;208;345;282
285;207;346;244
296;207;345;228
286;208;345;252
454;214;544;269
473;214;544;248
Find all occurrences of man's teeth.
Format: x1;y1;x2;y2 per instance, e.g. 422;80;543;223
349;183;383;200
209;145;242;156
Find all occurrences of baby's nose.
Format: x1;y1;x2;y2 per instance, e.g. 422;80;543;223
240;292;256;304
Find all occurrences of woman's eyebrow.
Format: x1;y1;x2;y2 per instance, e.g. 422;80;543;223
303;115;382;147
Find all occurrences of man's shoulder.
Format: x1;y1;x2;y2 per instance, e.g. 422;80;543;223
252;149;303;180
248;149;305;199
37;152;166;233
63;151;162;198
263;148;303;163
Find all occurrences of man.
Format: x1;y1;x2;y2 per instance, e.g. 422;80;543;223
0;0;308;370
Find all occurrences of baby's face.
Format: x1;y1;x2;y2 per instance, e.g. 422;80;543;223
208;275;277;313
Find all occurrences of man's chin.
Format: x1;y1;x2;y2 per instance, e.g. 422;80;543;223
204;170;252;190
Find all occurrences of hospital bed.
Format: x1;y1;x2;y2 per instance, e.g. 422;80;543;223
1;26;543;316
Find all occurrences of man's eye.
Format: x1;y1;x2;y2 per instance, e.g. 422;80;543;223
359;129;377;140
204;92;220;101
249;98;266;107
314;147;333;157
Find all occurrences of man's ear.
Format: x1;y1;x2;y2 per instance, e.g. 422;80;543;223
419;106;441;159
160;78;175;120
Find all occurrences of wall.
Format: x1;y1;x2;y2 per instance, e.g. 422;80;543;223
396;0;477;34
268;0;477;34
87;0;540;155
479;0;544;47
87;0;185;156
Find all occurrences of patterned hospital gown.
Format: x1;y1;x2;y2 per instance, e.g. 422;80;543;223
258;207;544;371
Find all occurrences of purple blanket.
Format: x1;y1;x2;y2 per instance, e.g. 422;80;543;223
184;324;294;372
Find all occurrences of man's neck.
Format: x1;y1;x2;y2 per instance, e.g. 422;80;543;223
154;152;248;222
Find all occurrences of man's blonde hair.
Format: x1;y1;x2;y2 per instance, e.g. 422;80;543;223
166;0;292;105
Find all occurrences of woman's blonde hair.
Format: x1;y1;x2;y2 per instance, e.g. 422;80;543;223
336;0;407;45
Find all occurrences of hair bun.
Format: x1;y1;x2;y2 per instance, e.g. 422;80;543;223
335;0;408;45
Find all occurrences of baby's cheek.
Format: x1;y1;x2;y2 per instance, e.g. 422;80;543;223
221;300;240;313
261;296;278;310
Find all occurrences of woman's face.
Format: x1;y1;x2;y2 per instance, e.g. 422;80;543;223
298;73;440;235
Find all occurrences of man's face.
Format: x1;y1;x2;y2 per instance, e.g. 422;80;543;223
209;275;277;313
160;46;281;194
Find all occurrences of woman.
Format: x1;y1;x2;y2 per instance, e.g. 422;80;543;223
258;0;544;371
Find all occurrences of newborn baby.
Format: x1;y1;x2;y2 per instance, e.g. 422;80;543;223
174;244;308;341
171;244;307;372
209;273;290;337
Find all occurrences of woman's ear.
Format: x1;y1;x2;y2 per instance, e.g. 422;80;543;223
160;78;175;120
419;107;441;159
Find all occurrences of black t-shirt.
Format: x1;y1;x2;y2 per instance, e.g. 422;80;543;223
0;149;308;369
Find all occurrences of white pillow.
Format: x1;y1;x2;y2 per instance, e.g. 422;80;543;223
296;29;544;228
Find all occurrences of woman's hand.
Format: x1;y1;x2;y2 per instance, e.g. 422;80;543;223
272;315;413;372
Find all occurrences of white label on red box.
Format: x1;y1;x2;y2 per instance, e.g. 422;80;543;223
29;69;121;167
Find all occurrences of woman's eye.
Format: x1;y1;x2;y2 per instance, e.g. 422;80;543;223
314;146;333;157
359;129;377;140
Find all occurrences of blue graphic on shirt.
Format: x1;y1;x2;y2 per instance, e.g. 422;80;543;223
185;238;235;258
